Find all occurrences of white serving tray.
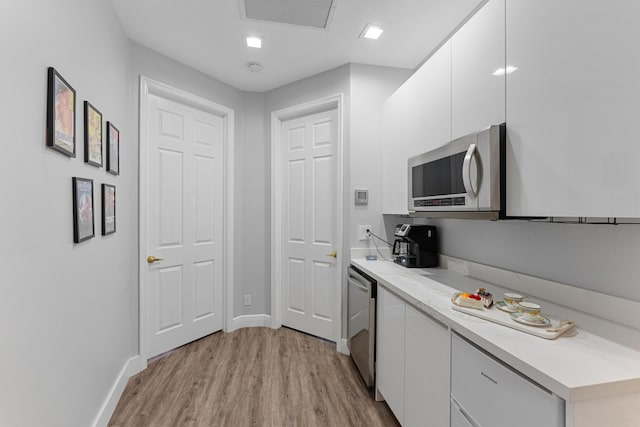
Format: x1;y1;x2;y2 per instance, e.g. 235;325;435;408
451;292;575;340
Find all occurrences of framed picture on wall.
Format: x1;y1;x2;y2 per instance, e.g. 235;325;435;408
72;177;95;243
46;67;76;157
106;121;119;175
84;101;103;167
102;184;116;235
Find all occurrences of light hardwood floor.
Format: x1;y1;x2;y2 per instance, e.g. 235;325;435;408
109;327;400;427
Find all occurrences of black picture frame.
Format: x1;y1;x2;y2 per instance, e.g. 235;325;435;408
46;67;76;157
72;177;95;243
106;121;120;175
102;184;116;235
84;101;103;167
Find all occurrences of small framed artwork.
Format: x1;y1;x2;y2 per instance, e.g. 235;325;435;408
84;101;103;167
46;67;76;157
72;177;95;243
107;121;120;175
102;184;116;235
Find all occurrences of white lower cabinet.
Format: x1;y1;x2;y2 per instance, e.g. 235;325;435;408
451;333;564;427
404;305;450;427
450;399;475;427
376;287;406;424
378;287;565;427
376;287;450;426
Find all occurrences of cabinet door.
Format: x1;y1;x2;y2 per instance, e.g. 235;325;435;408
451;0;505;140
381;78;420;215
506;0;640;217
376;287;406;424
404;305;451;427
417;40;452;154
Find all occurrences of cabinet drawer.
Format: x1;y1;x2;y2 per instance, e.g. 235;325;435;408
450;398;476;427
451;333;564;427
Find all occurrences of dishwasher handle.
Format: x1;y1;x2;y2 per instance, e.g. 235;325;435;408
348;277;370;293
348;266;377;298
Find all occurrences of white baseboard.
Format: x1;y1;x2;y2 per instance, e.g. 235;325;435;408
92;355;146;427
231;314;273;331
337;338;349;355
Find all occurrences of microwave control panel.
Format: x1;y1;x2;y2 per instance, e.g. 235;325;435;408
414;197;466;207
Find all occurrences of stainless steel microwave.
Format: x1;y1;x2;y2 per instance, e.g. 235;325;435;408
408;124;505;220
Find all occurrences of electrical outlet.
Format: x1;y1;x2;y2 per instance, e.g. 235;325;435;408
244;295;252;306
358;225;373;241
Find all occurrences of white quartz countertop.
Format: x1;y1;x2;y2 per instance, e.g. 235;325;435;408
351;258;640;402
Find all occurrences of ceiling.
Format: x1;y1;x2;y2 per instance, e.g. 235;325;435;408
111;0;483;92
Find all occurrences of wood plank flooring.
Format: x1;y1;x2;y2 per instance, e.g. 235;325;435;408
109;327;400;427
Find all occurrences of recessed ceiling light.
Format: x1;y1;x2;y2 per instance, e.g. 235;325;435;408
360;23;383;40
246;36;262;48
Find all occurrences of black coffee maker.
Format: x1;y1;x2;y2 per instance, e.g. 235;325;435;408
392;224;439;268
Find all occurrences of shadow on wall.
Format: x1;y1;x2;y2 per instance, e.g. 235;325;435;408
383;215;640;303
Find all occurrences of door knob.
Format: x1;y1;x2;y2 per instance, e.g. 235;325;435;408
147;256;164;264
326;250;337;258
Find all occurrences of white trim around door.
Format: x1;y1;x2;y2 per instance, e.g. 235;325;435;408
138;76;235;361
270;94;344;350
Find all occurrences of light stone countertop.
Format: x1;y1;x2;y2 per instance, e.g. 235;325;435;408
351;257;640;403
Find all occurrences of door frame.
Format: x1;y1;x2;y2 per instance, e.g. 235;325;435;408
270;94;345;350
138;76;235;361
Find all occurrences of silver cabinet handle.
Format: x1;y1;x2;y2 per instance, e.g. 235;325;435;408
462;143;478;199
348;278;369;293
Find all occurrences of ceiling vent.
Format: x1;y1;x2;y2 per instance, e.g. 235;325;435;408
240;0;337;30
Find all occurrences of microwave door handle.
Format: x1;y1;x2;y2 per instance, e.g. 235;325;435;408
462;144;478;199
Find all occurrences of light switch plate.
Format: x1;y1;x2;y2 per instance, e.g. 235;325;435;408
354;189;368;206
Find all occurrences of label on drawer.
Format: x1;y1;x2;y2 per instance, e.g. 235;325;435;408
450;333;564;427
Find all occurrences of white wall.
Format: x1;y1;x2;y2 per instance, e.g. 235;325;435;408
265;65;351;115
236;92;269;316
380;215;640;303
349;64;412;249
424;218;640;303
131;42;244;113
0;1;136;426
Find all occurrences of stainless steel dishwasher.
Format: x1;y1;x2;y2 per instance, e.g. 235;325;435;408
347;265;377;388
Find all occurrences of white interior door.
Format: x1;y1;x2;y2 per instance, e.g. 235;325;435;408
281;109;339;341
145;93;224;358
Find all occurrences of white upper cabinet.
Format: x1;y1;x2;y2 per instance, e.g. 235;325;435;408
506;0;640;217
382;75;420;215
417;40;452;154
451;0;506;140
382;41;451;215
